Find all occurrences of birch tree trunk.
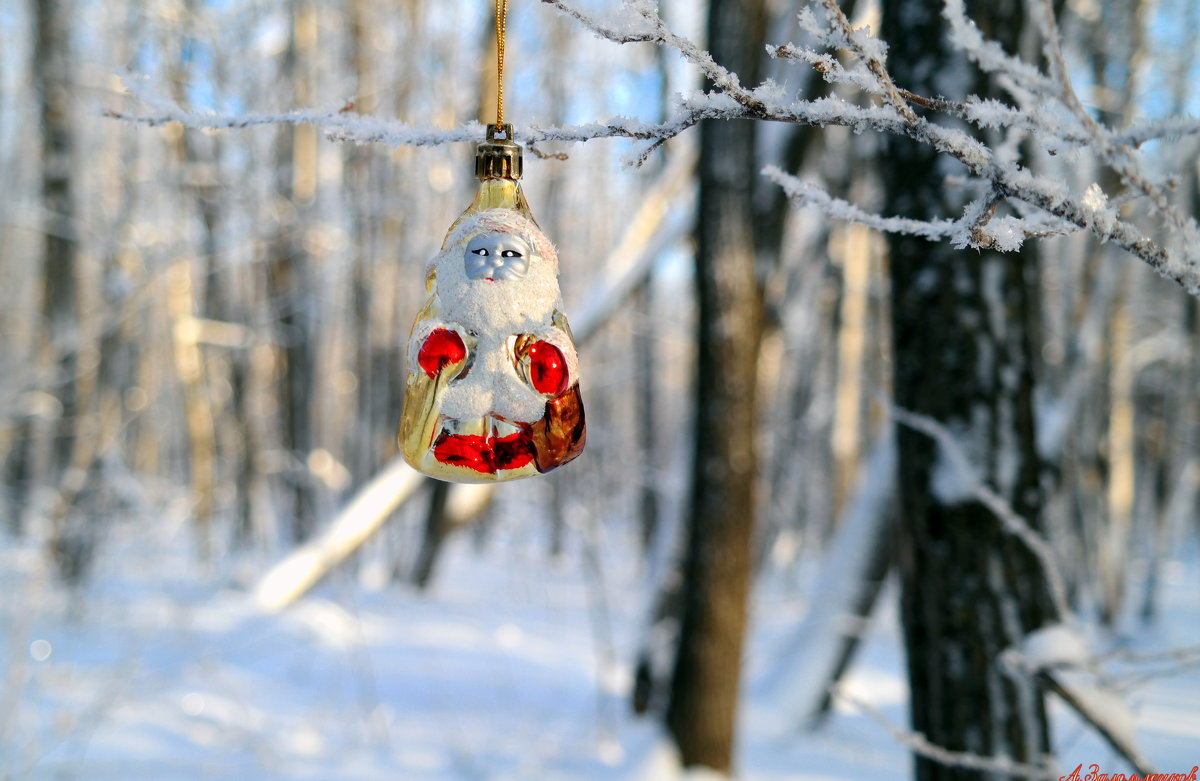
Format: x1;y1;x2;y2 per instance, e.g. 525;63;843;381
663;0;767;771
882;0;1058;777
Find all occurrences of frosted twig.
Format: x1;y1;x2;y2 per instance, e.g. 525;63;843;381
959;96;1087;148
536;0;659;45
769;43;883;95
527;143;570;161
105;105;692;148
766;167;1026;251
1033;0;1200;270
105;106;489;146
955;191;1005;248
942;0;1058;97
542;0;768;114
815;0;917;123
832;686;1060;779
769;6;1196;291
814;0;1196;292
1102;644;1200;691
1031;0;1159;206
771;28;1197;155
890;405;1072;622
763;166;960;240
1115;116;1200;147
1002;629;1158;777
109;0;1200;293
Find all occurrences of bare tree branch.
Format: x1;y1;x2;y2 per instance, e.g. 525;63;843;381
832;686;1061;780
890;405;1073;622
106;1;1200;294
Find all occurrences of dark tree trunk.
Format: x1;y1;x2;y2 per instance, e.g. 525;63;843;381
412;479;451;589
882;0;1057;777
35;0;77;479
662;0;768;772
633;282;661;555
269;2;319;542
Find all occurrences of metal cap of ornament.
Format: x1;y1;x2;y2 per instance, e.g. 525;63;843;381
475;123;523;181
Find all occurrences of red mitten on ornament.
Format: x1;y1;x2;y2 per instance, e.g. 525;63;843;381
418;329;468;379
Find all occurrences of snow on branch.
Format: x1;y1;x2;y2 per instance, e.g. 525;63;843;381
1030;0;1200;255
106;105;489;148
764;166;1029;249
109;0;1200;294
833;686;1060;779
544;0;1200;294
889;405;1072;622
774;0;1200;295
883;408;1182;775
941;0;1057;96
1003;624;1158;776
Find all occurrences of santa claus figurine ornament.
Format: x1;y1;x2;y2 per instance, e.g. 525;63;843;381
398;3;585;483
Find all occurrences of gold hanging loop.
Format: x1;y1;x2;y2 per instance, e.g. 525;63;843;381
495;0;508;128
476;0;521;184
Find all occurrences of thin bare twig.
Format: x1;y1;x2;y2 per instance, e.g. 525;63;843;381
833;686;1060;779
816;0;917;123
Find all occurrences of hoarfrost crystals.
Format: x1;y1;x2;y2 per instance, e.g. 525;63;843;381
109;0;1200;295
985;216;1026;252
1081;183;1117;239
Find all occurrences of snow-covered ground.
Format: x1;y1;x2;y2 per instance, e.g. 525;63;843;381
2;500;1197;780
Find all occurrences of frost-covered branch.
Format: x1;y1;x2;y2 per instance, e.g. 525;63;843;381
1004;624;1159;776
542;0;769;114
942;0;1058;96
106;102;710;150
779;2;1199;292
833;686;1060;779
887;408;1172;776
814;0;917;123
109;0;1200;294
1030;0;1200;252
544;0;1200;292
890;406;1072;621
105;105;489;147
764;166;1028;249
1101;643;1200;693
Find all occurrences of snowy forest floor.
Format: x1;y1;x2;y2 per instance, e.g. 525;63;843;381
1;495;1198;780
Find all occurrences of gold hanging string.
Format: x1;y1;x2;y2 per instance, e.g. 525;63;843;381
495;0;508;128
474;0;521;183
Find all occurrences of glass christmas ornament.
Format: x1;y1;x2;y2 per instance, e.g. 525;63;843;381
398;124;586;483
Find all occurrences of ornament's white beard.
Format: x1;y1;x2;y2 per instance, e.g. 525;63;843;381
432;246;562;335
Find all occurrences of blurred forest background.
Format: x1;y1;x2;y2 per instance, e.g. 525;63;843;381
1;0;1198;778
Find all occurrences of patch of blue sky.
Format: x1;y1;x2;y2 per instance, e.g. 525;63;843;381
1125;0;1200;173
1054;0;1199;176
132;40;162;80
611;68;665;120
1144;12;1200;118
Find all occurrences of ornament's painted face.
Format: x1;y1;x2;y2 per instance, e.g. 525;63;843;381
464;234;531;281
